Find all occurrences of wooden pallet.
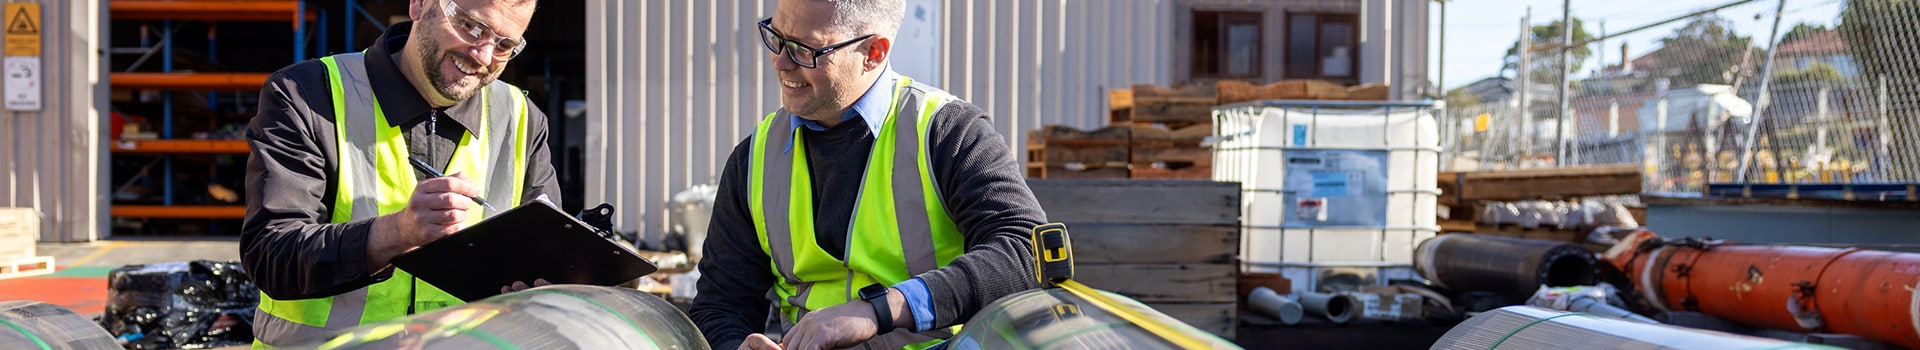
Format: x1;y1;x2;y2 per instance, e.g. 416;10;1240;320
0;256;55;280
1131;123;1214;179
1028;179;1241;339
1027;126;1131;179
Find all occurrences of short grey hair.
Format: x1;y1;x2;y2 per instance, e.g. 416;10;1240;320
824;0;904;38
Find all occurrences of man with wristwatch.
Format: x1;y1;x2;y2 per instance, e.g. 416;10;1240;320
688;0;1048;349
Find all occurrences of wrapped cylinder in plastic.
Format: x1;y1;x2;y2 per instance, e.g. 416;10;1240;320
1413;234;1597;302
275;285;707;350
1432;306;1834;349
0;301;119;350
103;260;258;349
946;288;1240;350
1603;230;1920;349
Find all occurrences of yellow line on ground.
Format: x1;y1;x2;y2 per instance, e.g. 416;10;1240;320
67;241;127;266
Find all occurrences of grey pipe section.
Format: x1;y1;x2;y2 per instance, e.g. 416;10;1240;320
1297;292;1360;324
1432;306;1832;350
1414;234;1597;302
0;301;119;350
1248;287;1304;325
276;285;708;350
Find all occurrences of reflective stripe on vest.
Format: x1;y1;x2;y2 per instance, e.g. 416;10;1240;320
252;53;532;348
748;76;965;349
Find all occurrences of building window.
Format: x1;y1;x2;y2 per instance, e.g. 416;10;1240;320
1284;13;1358;82
1192;11;1263;79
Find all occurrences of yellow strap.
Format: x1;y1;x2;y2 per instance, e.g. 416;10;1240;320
1056;280;1212;350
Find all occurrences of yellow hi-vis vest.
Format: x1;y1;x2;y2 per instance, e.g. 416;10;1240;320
748;76;965;350
250;53;532;348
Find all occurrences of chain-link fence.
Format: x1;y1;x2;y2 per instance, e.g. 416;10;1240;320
1443;0;1920;194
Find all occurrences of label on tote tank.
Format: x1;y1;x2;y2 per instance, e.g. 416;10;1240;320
1281;150;1387;228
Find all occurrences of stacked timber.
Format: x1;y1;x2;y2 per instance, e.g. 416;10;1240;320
0;208;51;280
1027;179;1241;340
1435;165;1645;242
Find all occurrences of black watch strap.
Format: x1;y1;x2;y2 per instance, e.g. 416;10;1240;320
863;284;895;332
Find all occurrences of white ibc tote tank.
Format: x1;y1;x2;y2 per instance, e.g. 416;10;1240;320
1211;100;1440;294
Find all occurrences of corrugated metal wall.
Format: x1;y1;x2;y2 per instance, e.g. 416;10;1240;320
0;0;108;242
584;0;1175;240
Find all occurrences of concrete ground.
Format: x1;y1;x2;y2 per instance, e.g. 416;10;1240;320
35;236;241;268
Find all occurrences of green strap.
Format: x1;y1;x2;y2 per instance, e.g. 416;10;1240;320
0;318;52;350
1488;312;1592;350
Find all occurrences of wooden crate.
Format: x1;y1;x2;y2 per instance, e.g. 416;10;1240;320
0;208;38;261
1129;84;1217;124
1027;126;1130;179
1027;179;1241;339
1130;124;1213;179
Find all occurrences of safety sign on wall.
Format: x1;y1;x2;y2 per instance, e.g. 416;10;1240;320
4;2;38;111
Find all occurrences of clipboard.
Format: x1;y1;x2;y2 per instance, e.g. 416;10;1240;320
389;200;657;301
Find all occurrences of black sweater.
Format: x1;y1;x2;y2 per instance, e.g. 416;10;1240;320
690;101;1045;349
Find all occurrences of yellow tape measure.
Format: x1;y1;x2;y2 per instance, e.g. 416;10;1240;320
1029;223;1214;350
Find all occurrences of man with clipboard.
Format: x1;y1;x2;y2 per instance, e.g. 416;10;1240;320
692;0;1049;349
238;0;559;347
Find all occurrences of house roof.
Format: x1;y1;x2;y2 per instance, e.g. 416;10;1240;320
1776;30;1846;57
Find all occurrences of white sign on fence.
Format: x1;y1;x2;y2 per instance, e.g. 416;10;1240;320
4;55;38;111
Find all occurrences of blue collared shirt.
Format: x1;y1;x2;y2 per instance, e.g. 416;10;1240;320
785;68;897;153
777;68;937;332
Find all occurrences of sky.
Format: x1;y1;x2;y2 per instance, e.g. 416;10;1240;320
1429;0;1846;91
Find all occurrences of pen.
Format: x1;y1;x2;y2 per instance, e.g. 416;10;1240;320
408;157;500;212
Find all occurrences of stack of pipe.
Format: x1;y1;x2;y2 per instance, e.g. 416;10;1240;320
1414;234;1598;302
1604;229;1920;349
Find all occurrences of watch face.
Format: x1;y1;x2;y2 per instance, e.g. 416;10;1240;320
861;284;884;299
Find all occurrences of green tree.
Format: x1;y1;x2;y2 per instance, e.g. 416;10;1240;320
1503;18;1596;85
1444;87;1482;109
1840;0;1920;181
1643;15;1756;88
1779;23;1829;44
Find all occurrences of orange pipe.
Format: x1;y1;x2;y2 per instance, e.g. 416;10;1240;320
1604;230;1920;349
110;1;303;22
111;72;271;91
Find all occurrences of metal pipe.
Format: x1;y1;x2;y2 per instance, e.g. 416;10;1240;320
1297;292;1360;324
275;285;707;350
1248;287;1304;325
1556;0;1571;166
1734;0;1790;182
948;288;1239;349
1432;306;1825;350
0;301;119;350
1603;230;1920;349
1414;234;1598;302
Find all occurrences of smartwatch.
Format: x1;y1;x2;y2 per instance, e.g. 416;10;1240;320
858;283;895;332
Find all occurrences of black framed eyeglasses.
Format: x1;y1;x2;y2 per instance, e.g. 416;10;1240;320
442;0;527;60
757;18;875;69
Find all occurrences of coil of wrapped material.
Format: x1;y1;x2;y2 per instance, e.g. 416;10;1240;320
1431;306;1833;350
947;288;1239;350
0;301;120;350
276;285;707;350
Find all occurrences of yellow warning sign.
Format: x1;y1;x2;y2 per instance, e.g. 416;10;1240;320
4;3;38;57
1474;113;1491;132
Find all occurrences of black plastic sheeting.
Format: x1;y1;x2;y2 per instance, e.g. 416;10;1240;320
947;288;1240;350
1414;234;1598;303
1;301;119;350
101;260;258;349
276;285;707;350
